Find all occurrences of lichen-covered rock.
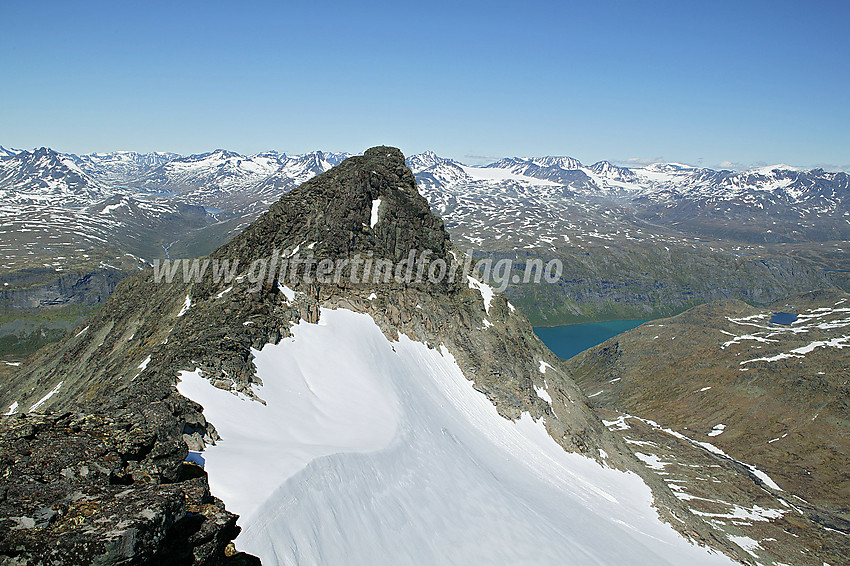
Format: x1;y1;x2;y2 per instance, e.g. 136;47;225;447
0;411;255;565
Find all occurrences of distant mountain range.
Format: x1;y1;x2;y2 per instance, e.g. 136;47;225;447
0;145;848;345
3;145;847;209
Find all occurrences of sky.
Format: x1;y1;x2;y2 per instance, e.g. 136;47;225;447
1;0;848;170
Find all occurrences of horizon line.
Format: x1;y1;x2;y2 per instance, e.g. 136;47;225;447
1;144;848;174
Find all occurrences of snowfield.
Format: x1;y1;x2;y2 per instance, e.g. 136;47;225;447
178;308;733;565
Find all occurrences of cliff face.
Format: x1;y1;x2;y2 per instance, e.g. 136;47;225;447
0;148;746;564
0;268;123;310
0;262;137;359
480;244;833;326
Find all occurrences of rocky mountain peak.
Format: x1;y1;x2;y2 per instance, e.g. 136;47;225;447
218;146;451;269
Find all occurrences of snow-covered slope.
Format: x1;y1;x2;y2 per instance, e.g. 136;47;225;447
405;150;453;173
178;308;733;566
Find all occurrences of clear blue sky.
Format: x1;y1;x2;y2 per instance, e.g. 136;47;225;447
1;0;848;169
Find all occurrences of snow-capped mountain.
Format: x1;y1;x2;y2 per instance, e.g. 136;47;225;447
589;159;638;183
633;162;849;203
70;150;180;185
408;152;850;243
0;146;23;158
487;155;583;173
126;149;351;211
405;152;470;189
256;150;352;191
133;149;287;194
0;147;107;205
416;151;849;206
405;150;456;173
0;147;358;276
3;145;843;228
1;145;847;315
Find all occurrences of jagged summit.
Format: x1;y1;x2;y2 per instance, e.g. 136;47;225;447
219;146;450;268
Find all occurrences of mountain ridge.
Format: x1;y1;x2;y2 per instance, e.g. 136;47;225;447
0;147;748;564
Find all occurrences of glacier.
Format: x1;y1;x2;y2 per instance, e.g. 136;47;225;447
177;308;733;565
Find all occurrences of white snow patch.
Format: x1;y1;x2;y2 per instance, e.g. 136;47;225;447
28;381;64;412
216;286;233;299
4;401;18;416
277;282;295;302
177;309;733;565
75;325;89;338
370;198;382;228
693;504;784;522
721;334;778;348
2;361;21;367
177;294;192;317
467;275;494;314
367;292;377;301
626;414;783;491
539;360;553;374
602;416;630;431
741;334;850;365
726;535;761;557
634;452;669;470
534;385;552;404
138;356;151;371
707;424;726;437
460;165;559;186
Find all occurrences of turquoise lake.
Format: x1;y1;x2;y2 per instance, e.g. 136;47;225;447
533;320;649;360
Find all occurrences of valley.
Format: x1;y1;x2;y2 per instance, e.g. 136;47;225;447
566;289;850;565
